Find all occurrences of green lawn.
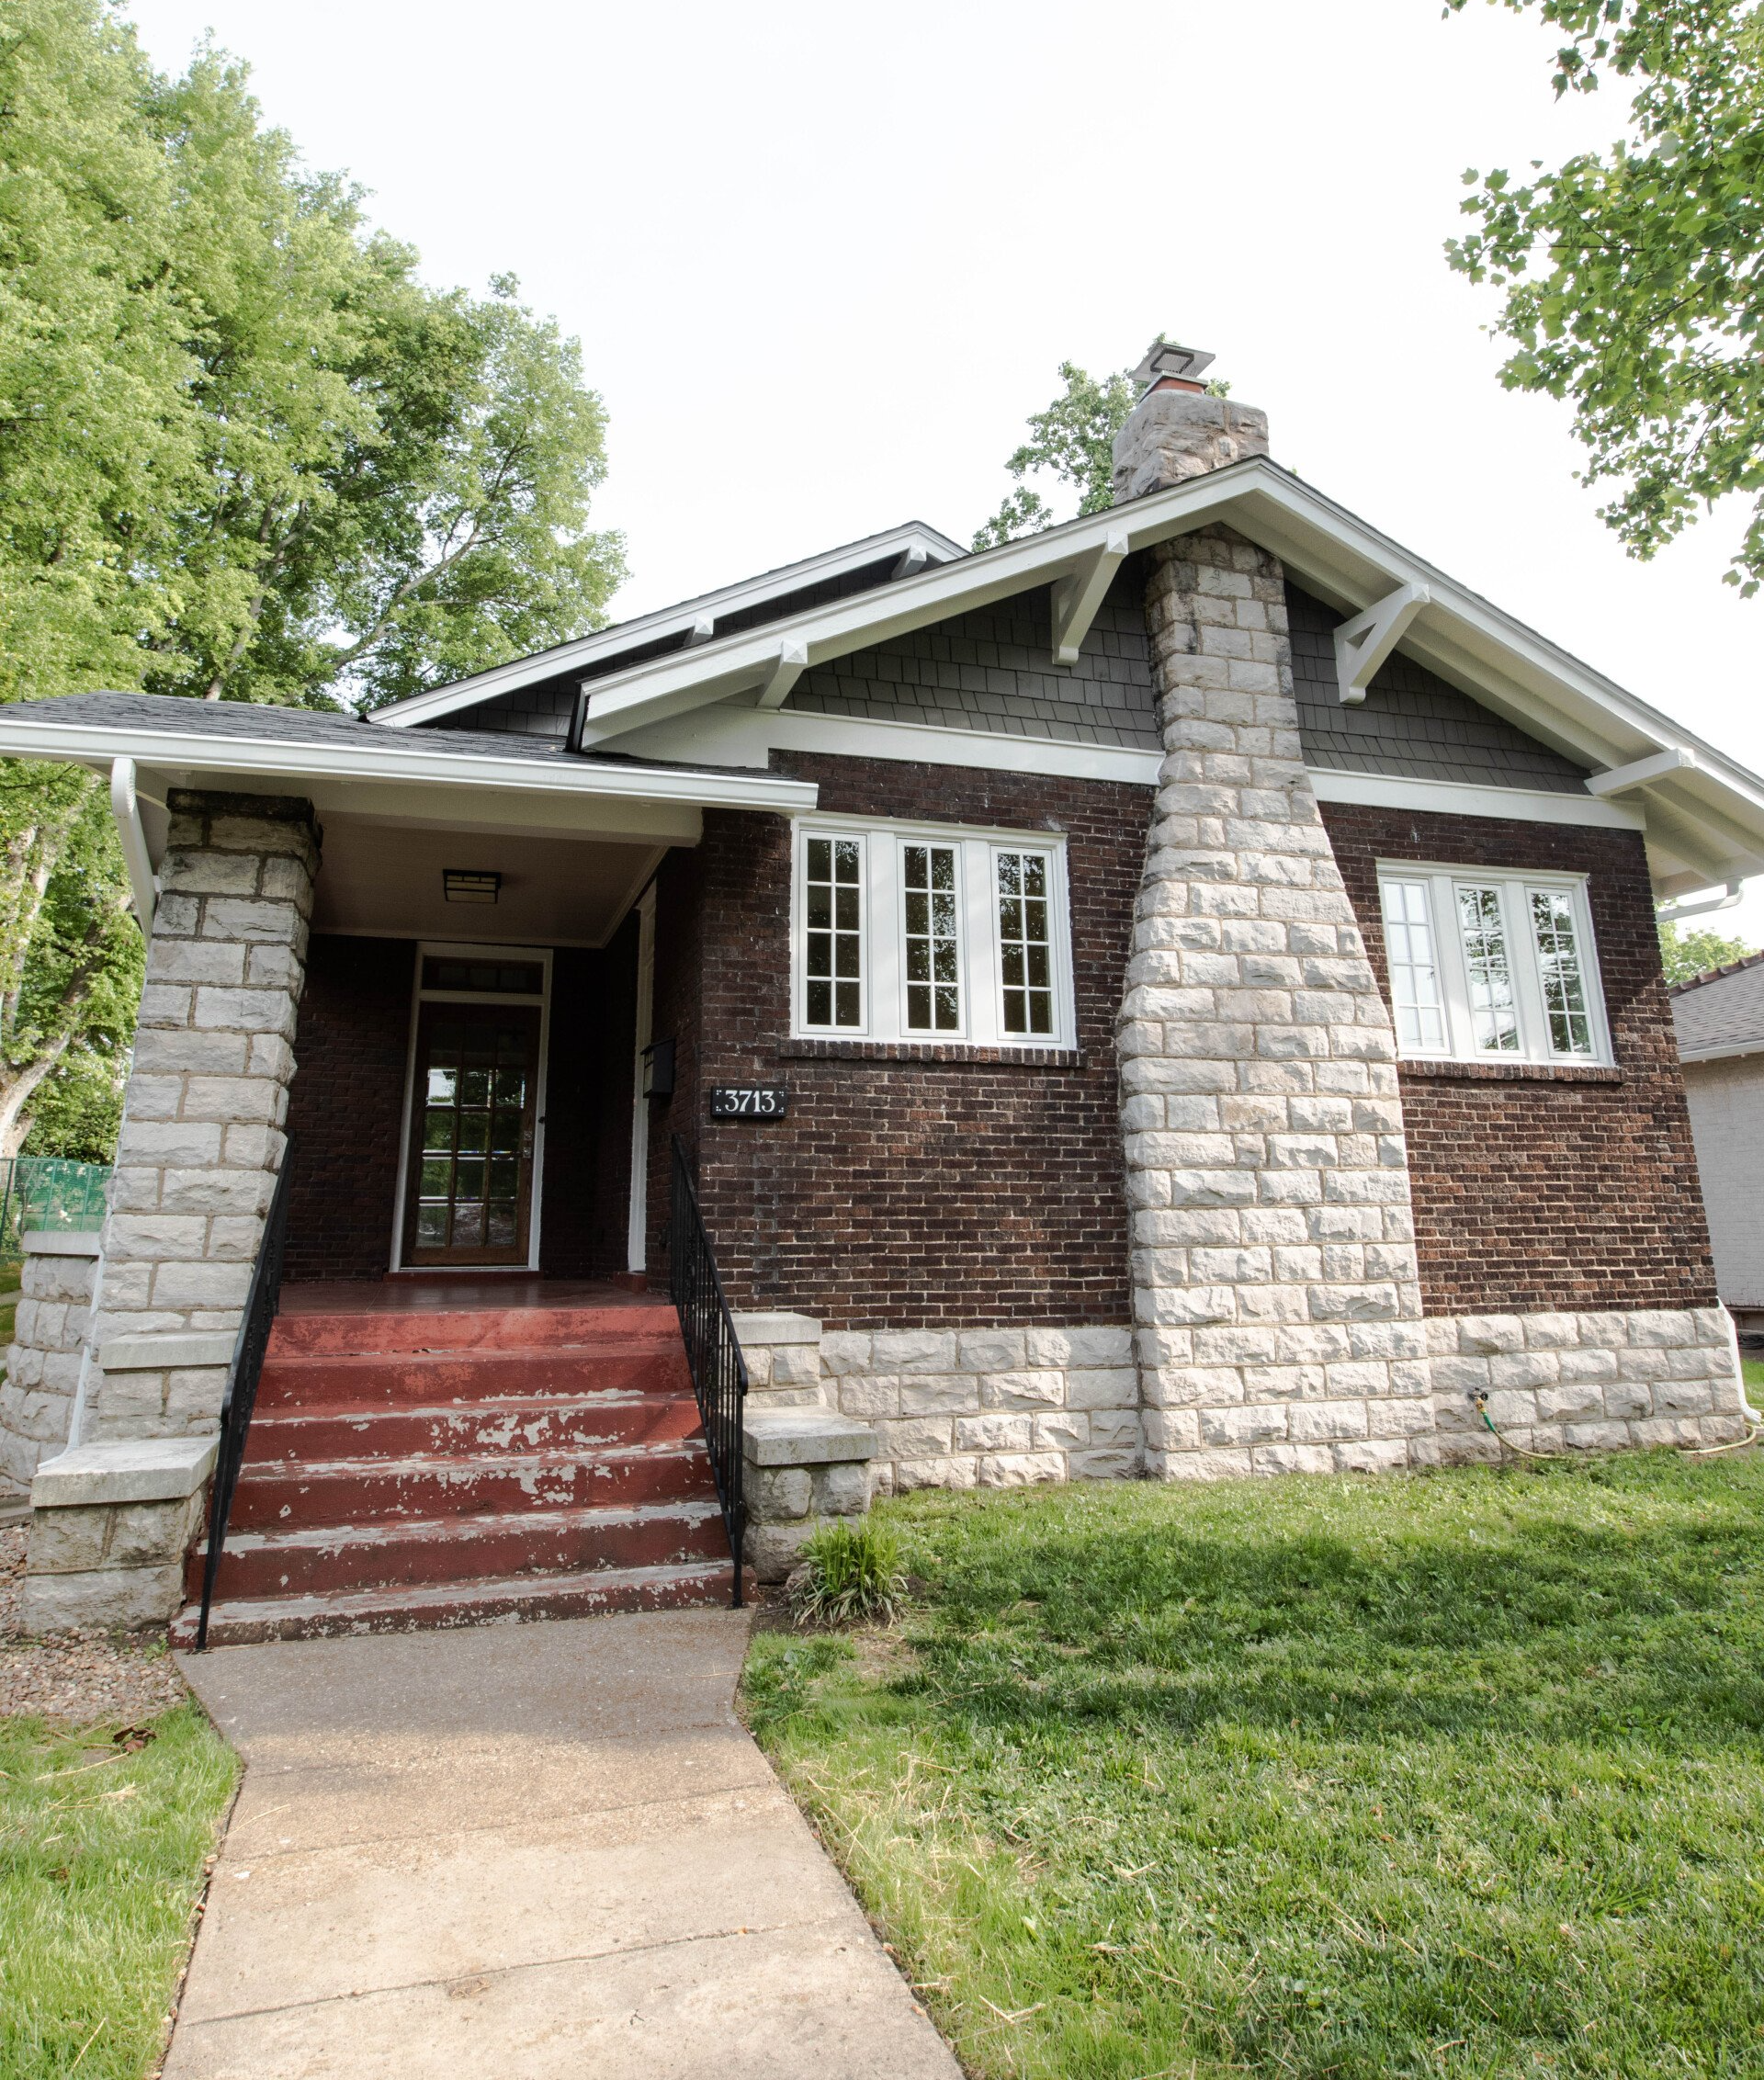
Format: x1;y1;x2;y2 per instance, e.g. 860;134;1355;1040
0;1707;237;2080
747;1453;1764;2079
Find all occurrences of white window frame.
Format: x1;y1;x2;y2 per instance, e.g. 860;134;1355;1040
791;815;1076;1048
1375;862;1612;1068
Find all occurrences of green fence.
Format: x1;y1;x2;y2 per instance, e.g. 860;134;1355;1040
0;1157;111;1251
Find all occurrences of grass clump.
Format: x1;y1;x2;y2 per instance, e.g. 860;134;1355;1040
786;1517;908;1628
747;1453;1764;2079
0;1704;237;2079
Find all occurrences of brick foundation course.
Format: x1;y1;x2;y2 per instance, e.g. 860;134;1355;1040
1322;804;1719;1314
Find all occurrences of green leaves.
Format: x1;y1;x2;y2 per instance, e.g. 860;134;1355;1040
973;358;1137;549
0;3;626;710
0;3;627;1150
1444;0;1764;593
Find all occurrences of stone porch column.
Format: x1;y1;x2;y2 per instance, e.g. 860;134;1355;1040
1113;382;1436;1477
23;789;318;1632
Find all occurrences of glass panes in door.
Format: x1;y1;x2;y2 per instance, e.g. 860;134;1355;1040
409;1005;539;1264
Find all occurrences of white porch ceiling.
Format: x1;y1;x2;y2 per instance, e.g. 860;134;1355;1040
311;819;664;949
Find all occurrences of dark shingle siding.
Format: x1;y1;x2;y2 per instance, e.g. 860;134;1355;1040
449;555;948;739
783;563;1160;751
1288;582;1589;793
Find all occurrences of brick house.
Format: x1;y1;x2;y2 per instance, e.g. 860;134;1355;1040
3;343;1758;1639
1669;956;1764;1339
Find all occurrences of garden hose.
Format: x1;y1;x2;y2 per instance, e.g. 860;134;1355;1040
1472;1388;1761;1460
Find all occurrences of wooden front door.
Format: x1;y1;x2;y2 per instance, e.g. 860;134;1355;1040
403;1002;541;1266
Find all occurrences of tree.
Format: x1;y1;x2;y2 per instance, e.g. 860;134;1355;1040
0;2;626;1154
973;359;1137;549
134;47;624;708
974;345;1229;550
0;764;140;1159
1444;0;1764;593
1658;917;1758;983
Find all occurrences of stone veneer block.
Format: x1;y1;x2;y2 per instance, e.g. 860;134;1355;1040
0;1230;100;1497
1113;511;1433;1478
742;1406;877;1581
1429;1306;1749;1463
85;790;317;1444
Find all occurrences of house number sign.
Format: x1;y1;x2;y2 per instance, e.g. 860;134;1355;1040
709;1085;789;1120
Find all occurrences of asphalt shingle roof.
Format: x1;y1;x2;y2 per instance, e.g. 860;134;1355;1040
1669;955;1764;1057
0;691;757;783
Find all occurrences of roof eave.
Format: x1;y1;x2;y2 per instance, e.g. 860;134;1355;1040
0;715;819;816
370;519;966;729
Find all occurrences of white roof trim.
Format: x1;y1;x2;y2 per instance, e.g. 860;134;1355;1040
1308;768;1643;831
370;521;964;729
529;456;1764;895
0;715;820;816
1679;1042;1764;1066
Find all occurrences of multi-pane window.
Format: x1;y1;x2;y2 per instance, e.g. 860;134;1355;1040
1455;885;1520;1053
794;820;1070;1046
1375;865;1608;1066
1379;878;1446;1053
803;834;863;1029
1532;887;1593;1056
997;851;1054;1036
902;843;960;1033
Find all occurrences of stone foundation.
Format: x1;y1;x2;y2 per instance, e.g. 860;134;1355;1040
0;1232;100;1497
1430;1306;1750;1462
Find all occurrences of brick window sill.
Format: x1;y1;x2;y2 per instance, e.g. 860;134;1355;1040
778;1039;1088;1069
1396;1057;1624;1086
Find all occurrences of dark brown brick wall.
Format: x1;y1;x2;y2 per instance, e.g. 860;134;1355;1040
1322;804;1718;1312
643;753;1151;1328
284;931;639;1283
283;936;413;1281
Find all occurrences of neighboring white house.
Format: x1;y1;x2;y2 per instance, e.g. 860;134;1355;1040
1671;956;1764;1338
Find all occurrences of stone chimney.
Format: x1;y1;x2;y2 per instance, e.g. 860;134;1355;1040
1111;341;1270;503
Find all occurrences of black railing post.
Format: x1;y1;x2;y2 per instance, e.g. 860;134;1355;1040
667;1136;749;1607
195;1155;294;1649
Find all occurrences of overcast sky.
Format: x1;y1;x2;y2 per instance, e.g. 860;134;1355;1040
127;0;1764;936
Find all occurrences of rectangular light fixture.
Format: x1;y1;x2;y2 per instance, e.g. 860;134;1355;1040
442;869;501;905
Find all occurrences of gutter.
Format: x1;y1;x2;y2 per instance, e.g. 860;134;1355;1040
0;718;819;818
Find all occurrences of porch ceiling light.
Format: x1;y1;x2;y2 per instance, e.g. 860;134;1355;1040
442;869;501;905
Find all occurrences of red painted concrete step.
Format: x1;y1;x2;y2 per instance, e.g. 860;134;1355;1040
175;1287;735;1642
254;1343;691;1412
228;1441;711;1530
198;1498;728;1601
170;1558;740;1648
240;1393;705;1464
269;1300;680;1359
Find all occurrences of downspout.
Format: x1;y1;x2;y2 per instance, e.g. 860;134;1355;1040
68;760;157;1445
109;757;156;937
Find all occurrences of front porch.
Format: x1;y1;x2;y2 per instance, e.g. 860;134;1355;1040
171;1277;733;1648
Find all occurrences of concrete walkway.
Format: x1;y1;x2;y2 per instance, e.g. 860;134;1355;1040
169;1611;959;2078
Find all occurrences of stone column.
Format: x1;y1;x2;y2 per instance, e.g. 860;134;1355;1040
22;790;317;1633
1113;387;1435;1477
84;790;317;1443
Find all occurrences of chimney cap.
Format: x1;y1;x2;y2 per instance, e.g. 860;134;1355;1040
1131;340;1216;394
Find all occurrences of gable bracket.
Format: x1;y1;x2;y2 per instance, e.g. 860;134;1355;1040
1587;746;1697;797
754;640;809;711
1334;582;1431;706
1050;531;1128;666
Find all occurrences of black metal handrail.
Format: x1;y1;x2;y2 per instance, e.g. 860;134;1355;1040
668;1135;748;1607
195;1155;294;1649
